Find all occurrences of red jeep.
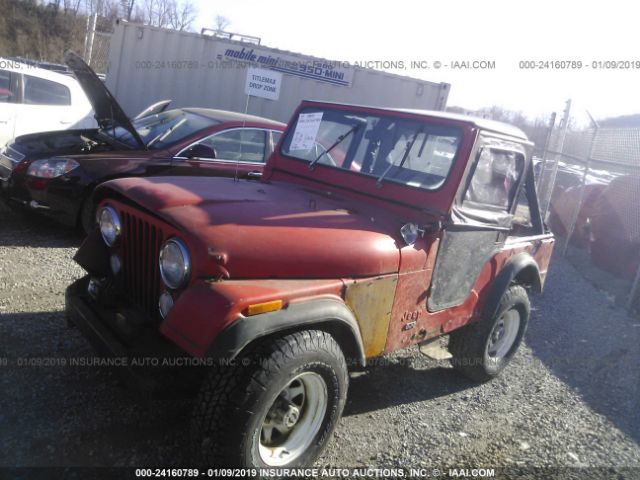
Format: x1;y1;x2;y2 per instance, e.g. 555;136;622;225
66;101;554;467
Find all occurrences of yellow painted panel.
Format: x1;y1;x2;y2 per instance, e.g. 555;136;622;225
344;275;398;357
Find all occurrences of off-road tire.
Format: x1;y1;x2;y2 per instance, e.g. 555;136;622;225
449;285;530;382
190;330;349;467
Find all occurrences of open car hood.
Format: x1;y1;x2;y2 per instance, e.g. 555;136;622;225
64;50;146;150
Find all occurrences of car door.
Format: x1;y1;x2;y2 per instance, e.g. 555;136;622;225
14;73;74;137
173;127;268;179
427;136;528;311
0;69;19;146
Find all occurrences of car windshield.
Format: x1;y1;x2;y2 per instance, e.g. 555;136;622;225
104;110;218;149
281;107;463;191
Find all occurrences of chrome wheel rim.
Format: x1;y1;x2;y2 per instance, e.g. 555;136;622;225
486;308;520;360
258;372;327;466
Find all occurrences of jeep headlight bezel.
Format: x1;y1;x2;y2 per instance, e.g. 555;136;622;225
98;205;122;246
159;238;191;290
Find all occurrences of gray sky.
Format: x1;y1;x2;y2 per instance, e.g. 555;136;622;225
191;0;638;122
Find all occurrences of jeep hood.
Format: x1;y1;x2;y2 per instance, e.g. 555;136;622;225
64;50;146;149
99;176;402;279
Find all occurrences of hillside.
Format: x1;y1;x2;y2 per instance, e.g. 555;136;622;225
0;0;89;63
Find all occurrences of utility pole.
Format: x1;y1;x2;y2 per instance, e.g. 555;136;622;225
84;0;103;66
536;111;557;192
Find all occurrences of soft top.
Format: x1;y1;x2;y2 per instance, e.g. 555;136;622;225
299;100;529;141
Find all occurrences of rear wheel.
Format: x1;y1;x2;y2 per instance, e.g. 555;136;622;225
449;285;530;382
191;330;348;467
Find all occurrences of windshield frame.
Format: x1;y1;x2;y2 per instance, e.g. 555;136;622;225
268;102;479;215
279;106;465;194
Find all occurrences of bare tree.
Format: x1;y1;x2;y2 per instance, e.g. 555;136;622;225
133;0;197;31
214;14;230;32
65;0;84;14
168;0;196;31
120;0;135;20
101;0;119;23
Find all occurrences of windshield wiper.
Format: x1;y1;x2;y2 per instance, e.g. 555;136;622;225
308;121;363;171
376;126;424;187
147;117;187;148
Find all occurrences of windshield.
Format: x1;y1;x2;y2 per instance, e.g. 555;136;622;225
104;110;219;149
281;107;462;191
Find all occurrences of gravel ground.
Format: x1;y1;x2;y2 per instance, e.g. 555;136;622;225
1;200;639;475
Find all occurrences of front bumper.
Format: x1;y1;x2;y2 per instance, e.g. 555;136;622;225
65;276;129;358
2;169;82;226
65;276;202;393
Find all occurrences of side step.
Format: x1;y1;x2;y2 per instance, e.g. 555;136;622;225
418;336;452;360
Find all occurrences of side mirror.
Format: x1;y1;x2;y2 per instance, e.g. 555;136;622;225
185;143;216;159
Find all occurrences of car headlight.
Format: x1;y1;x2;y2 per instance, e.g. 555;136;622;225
98;205;121;246
27;158;79;178
159;238;191;289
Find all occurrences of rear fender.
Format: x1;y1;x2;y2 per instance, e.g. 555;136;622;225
482;252;541;320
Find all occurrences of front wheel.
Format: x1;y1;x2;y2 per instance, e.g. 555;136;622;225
191;330;349;467
449;285;530;382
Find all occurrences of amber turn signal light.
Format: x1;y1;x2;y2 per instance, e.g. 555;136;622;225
246;299;283;316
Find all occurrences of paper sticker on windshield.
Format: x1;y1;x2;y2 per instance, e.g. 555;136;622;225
290;112;323;151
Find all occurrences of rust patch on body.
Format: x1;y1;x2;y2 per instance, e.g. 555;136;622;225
344;275;398;358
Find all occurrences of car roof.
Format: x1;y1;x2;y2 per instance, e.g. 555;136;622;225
182;108;286;128
0;58;81;88
301;100;529;141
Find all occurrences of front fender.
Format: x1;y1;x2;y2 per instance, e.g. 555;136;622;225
206;298;366;366
159;278;365;365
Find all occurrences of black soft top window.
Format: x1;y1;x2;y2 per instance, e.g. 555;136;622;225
464;148;525;211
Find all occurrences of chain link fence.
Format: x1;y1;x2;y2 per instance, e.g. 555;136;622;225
536;124;640;312
87;30;112;74
83;16;113;75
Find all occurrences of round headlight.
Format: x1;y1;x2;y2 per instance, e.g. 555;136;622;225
98;205;121;246
159;238;191;289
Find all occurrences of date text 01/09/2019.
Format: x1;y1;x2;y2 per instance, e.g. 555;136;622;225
519;60;640;69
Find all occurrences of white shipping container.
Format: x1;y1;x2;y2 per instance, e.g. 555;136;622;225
106;21;450;123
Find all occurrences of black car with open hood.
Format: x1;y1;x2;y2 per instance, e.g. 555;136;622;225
0;51;285;232
62;50;146;150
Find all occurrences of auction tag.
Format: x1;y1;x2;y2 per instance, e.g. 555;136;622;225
290;112;323;151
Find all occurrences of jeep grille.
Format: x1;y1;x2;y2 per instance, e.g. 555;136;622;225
121;210;165;321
